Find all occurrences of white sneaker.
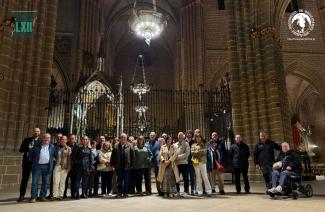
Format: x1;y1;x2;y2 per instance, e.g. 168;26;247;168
108;193;113;197
268;187;276;194
275;186;282;193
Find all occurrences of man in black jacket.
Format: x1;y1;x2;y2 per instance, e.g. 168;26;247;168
229;134;250;194
17;128;41;202
254;131;281;190
111;133;134;198
268;142;302;193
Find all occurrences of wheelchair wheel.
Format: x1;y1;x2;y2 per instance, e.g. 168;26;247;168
304;184;313;198
292;191;298;200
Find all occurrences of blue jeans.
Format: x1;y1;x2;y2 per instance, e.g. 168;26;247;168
117;169;130;193
31;164;50;199
271;170;297;188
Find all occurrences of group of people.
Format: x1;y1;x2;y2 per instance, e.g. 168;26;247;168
17;127;302;203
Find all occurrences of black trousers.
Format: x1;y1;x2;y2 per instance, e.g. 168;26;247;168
134;168;150;193
176;164;189;193
101;171;113;194
263;173;271;189
19;162;32;198
75;172;89;196
129;169;136;193
64;169;77;197
88;171;100;195
234;167;250;192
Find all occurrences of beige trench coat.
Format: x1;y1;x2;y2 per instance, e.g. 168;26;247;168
157;144;180;183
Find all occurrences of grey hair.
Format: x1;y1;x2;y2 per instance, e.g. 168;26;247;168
281;142;290;148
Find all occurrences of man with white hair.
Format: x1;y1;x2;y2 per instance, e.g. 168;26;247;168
111;133;134;198
268;142;302;194
174;132;190;194
29;133;57;203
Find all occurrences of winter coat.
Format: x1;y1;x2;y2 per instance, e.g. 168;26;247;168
276;150;302;174
73;145;93;175
229;142;250;169
97;149;113;172
157;144;180;183
253;140;281;174
111;143;134;170
174;140;190;165
191;143;208;164
133;146;152;169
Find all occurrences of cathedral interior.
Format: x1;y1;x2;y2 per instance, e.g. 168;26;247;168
0;0;325;189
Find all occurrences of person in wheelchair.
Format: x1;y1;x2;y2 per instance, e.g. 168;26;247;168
268;142;301;194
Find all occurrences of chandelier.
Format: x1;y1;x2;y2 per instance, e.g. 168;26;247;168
129;0;167;45
130;54;150;100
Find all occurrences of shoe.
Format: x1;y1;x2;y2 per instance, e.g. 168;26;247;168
116;193;122;198
17;196;24;202
219;190;226;195
108;193;113;197
163;194;168;198
75;195;80;200
268;187;276;194
236;191;241;194
275;186;282;193
63;195;67;199
81;194;88;199
145;191;151;195
39;197;47;202
191;190;195;196
123;193;128;198
245;191;251;194
30;198;36;203
212;189;216;193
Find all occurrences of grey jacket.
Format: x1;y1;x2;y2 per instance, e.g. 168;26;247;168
174;140;190;165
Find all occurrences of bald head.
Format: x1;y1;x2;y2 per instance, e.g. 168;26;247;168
42;133;51;145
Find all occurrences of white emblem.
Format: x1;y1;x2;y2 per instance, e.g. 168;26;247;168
288;9;315;37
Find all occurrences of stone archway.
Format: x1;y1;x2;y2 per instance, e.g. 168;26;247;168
285;62;325;162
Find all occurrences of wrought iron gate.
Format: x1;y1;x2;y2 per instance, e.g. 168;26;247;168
47;84;232;140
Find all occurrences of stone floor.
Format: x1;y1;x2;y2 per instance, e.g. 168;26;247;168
0;182;325;212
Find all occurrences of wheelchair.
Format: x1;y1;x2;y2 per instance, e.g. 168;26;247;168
269;174;313;200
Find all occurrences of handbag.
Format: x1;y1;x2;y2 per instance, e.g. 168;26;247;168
192;157;199;166
215;161;225;173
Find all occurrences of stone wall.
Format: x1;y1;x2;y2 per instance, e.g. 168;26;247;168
0;153;22;190
0;0;58;190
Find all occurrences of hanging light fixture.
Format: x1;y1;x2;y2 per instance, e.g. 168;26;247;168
135;106;148;132
129;0;168;45
130;54;150;100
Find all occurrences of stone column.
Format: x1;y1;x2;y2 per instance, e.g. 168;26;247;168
180;0;206;136
0;0;58;189
227;0;291;180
